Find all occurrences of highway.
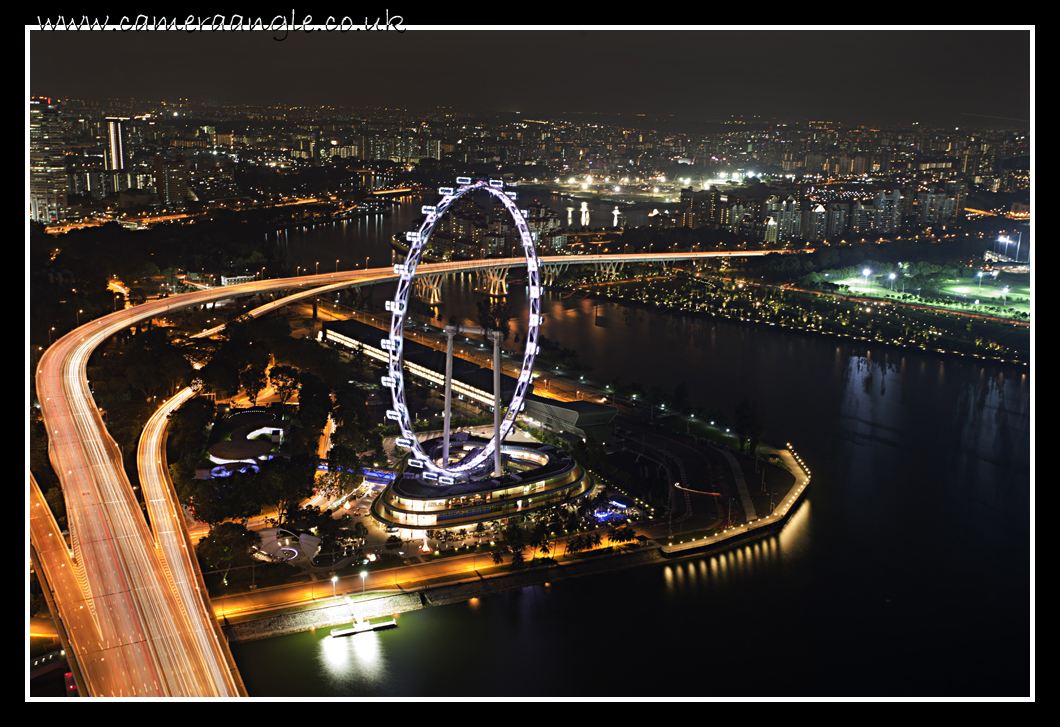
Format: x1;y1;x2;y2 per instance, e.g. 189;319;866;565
31;250;788;696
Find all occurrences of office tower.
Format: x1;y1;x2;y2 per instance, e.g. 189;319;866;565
105;117;130;170
30;96;67;223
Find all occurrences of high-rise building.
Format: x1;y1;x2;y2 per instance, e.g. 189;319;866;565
105;117;130;171
30;96;67;223
850;199;875;237
154;154;190;206
825;202;850;240
916;190;956;226
802;204;828;242
766;195;801;240
873;189;902;233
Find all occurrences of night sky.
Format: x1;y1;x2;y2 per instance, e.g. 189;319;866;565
29;26;1032;125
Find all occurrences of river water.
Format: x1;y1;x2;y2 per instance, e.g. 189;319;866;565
234;194;1032;697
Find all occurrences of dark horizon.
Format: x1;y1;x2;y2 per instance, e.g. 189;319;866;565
29;28;1032;127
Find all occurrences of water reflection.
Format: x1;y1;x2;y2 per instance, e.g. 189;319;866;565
318;630;389;692
663;528;799;598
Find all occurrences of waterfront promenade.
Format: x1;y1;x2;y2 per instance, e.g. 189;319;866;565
213;442;809;643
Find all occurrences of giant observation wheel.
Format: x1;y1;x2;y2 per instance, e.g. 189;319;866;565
383;178;542;481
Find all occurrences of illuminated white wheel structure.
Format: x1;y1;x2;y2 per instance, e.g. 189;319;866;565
384;178;542;481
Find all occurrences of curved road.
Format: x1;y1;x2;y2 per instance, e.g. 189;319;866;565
32;251;787;696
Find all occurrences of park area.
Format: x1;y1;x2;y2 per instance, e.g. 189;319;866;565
833;270;1030;321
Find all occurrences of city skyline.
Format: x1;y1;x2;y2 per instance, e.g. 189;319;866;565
29;26;1032;127
28;22;1032;700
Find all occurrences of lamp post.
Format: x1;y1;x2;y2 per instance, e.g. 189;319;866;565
336;259;340;273
977;271;984;290
862;268;872;292
315;261;320;275
331;575;338;598
360;571;367;597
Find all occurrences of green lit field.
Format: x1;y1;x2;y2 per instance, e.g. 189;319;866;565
832;275;1030;320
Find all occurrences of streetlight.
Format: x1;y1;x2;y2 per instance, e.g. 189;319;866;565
335;259;340;273
360;571;367;596
888;273;896;292
862;268;872;291
331;575;338;598
977;271;984;290
315;261;320;275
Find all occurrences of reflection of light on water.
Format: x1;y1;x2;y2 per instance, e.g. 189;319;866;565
351;631;382;667
321;633;349;669
779;498;811;553
318;630;387;686
663;529;793;595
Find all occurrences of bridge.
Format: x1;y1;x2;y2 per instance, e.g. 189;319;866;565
31;249;794;695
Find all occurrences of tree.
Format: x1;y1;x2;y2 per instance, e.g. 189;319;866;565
475;299;513;342
671;382;690;412
44;487;67;530
190;469;263;527
733;398;764;454
167;397;216;461
530;522;548;560
257;456;317;526
353;521;369;544
197;522;261;582
269;365;300;410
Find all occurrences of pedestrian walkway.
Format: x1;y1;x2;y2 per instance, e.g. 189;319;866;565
713;446;757;520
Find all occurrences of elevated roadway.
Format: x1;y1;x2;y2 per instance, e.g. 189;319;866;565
31;250;792;696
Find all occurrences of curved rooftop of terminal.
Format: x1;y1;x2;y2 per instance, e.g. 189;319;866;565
372;435;595;533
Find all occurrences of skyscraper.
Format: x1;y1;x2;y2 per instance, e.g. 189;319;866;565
30;96;67;223
105;117;130;171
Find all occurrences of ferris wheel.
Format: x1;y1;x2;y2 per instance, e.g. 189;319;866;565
383;178;542;481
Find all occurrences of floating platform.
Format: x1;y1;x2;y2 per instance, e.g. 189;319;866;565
329;618;397;637
331;596;398;637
